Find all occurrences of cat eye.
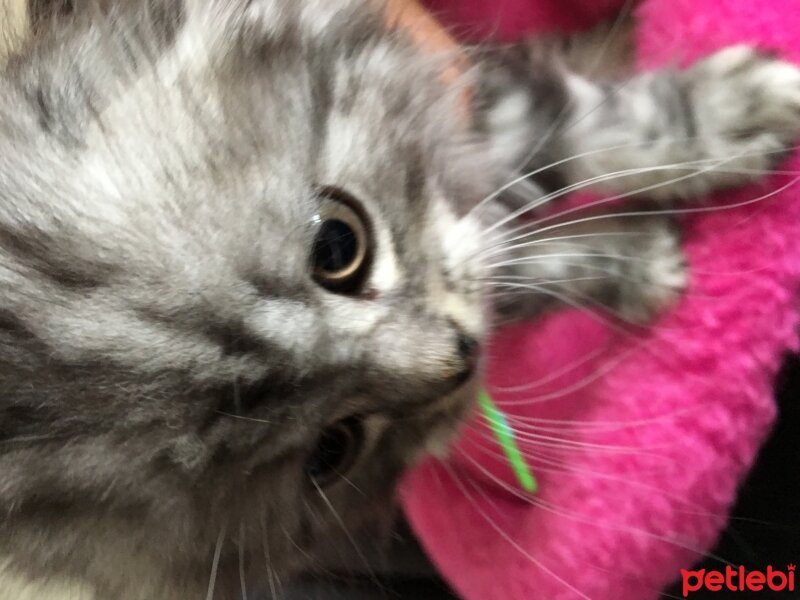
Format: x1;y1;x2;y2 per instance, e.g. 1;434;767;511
311;188;371;294
305;417;364;486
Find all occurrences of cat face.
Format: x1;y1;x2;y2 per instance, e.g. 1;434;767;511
0;0;494;589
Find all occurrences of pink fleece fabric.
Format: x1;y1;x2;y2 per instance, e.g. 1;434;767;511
401;1;800;598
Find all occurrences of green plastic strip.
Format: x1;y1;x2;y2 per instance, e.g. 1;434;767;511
478;390;538;494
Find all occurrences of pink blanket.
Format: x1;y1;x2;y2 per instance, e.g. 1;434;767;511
402;1;800;598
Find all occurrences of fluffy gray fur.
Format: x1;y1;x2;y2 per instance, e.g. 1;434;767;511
0;1;799;599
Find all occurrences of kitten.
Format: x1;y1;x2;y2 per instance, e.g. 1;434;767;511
0;1;799;599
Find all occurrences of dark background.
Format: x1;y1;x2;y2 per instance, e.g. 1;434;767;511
663;354;800;599
278;353;800;599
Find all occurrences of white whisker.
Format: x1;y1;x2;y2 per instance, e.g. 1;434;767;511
259;512;281;600
216;412;275;425
311;480;383;590
485;280;650;330
463;445;736;568
490;169;800;248
206;519;228;600
481;230;660;260
443;462;596;600
239;521;248;600
488;343;612;394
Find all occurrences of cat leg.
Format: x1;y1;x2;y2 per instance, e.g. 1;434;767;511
490;213;686;324
479;39;800;323
479;44;800;202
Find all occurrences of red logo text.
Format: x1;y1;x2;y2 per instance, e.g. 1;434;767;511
681;565;796;597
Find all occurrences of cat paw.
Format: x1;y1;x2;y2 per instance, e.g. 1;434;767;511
688;45;800;176
615;219;688;323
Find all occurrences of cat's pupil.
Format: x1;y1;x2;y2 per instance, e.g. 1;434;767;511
310;188;370;293
305;417;364;486
314;219;358;273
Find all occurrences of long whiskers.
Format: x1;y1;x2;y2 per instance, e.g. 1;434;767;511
469;134;710;219
455;445;737;569
484;279;650;331
481;156;800;258
466;417;665;457
443;462;596;600
311;480;384;592
487;152;796;240
487;343;612;394
239;521;249;600
259;512;281;600
206;519;229;600
481;229;663;261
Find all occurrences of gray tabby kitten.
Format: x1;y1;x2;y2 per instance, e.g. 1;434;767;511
1;1;799;598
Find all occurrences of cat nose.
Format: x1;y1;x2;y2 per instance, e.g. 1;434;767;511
454;332;479;385
458;333;479;363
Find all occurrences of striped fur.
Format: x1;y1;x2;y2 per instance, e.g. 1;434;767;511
1;1;799;598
